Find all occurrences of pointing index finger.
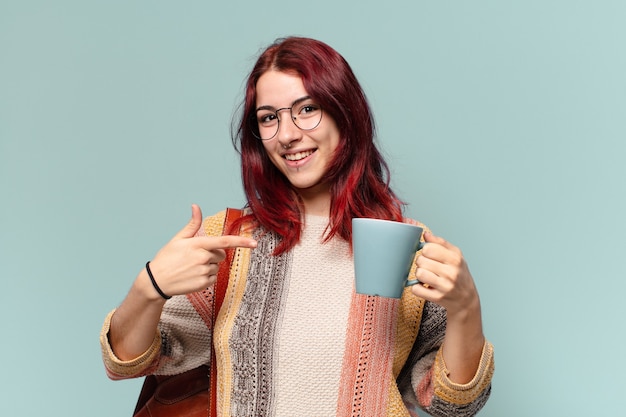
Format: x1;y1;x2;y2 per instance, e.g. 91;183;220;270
194;235;258;251
219;235;258;249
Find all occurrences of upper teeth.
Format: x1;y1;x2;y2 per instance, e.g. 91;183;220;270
285;151;313;161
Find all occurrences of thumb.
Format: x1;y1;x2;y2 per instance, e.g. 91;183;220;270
173;204;203;239
423;231;459;252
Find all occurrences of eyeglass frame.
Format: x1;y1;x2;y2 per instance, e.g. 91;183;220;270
250;96;324;141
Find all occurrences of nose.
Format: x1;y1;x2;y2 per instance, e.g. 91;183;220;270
276;108;301;148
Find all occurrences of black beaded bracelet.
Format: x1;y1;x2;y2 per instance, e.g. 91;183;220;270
145;261;172;300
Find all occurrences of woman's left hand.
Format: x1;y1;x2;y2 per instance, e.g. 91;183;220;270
411;232;480;318
411;231;486;384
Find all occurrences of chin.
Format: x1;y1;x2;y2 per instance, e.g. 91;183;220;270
291;179;328;193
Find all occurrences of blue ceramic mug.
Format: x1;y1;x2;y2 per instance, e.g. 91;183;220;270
352;218;424;298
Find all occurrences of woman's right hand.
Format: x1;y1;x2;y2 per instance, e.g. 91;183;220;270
109;205;257;360
139;204;258;300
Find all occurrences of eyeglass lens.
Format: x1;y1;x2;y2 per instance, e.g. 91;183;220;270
253;100;322;140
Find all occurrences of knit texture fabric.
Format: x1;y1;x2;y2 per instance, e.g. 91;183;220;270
273;214;354;415
100;210;495;417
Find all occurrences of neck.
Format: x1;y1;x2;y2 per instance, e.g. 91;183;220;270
296;183;331;217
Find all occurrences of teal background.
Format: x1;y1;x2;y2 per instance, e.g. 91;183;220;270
1;1;624;415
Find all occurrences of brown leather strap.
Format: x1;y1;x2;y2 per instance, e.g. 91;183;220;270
133;366;210;417
210;208;243;417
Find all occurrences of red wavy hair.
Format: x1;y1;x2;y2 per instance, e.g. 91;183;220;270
232;37;404;254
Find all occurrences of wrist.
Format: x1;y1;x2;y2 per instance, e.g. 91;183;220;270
134;267;169;304
445;297;484;340
145;261;172;300
446;293;481;324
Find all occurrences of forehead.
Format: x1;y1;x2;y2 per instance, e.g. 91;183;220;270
255;70;308;107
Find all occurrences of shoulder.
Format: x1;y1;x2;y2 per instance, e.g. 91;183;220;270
403;217;432;235
199;207;255;237
199;210;228;237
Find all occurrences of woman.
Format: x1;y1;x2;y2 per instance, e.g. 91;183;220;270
101;37;494;417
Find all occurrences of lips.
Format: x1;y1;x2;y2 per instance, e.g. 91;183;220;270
284;150;315;161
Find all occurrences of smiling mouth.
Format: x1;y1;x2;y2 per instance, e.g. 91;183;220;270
284;150;315;161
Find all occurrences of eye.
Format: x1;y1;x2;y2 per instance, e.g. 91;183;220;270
297;103;321;117
257;111;277;125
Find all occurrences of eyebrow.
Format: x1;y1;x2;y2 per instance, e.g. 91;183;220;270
255;95;312;112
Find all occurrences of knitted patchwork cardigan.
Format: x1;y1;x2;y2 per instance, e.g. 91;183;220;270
101;210;494;417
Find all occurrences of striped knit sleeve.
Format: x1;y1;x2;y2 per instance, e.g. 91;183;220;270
99;309;162;380
430;341;494;411
397;301;494;417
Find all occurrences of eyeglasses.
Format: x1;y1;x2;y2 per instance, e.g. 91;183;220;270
251;96;323;140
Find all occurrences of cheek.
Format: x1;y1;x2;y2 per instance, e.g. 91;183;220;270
261;142;274;159
262;144;282;168
325;122;342;152
268;154;283;169
261;141;272;154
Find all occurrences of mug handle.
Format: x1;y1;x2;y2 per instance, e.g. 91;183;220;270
405;240;425;287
